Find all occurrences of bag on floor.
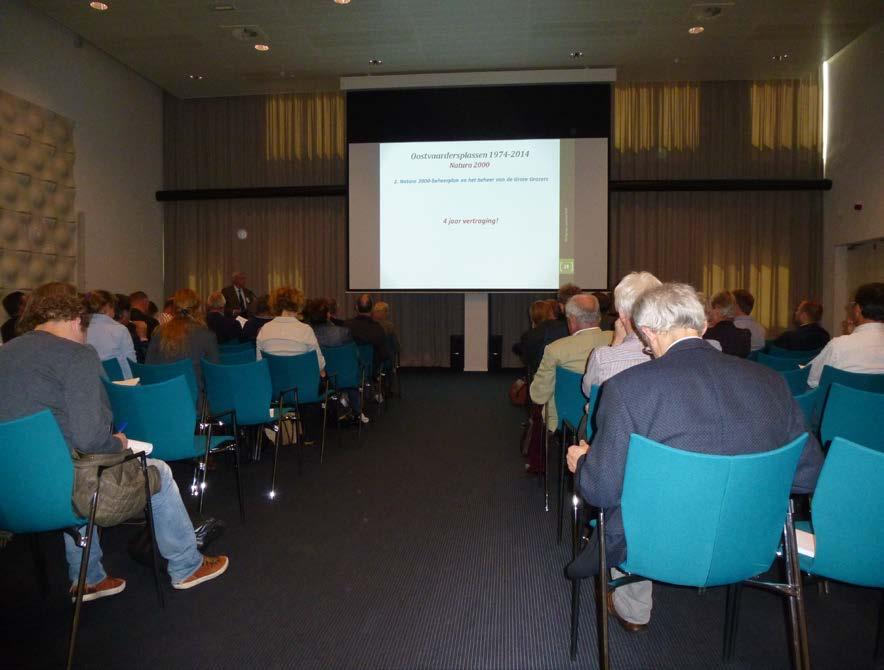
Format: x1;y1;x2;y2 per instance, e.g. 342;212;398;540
522;404;547;474
509;377;529;406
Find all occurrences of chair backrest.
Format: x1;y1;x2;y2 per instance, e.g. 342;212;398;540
262;350;323;405
778;366;811;396
357;343;374;377
0;410;85;533
767;344;823;359
620;432;807;587
101;357;125;381
322;343;362;389
794;388;818;427
809;437;884;587
102;376;199;462
756;352;805;371
812;365;884;428
130;359;198;407
202;359;272;426
554;367;586;432
218;341;254;354
219;348;257;365
819;383;884;451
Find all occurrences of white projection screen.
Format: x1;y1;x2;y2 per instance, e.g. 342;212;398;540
348;138;607;291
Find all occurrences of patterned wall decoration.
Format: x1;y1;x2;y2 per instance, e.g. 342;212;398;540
0;89;77;302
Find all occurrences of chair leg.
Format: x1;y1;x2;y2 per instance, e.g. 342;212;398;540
270;420;281;499
874;590;884;662
140;455;164;608
570;577;581;661
198;422;214;517
67;495;98;670
557;424;571;544
571;496;582;562
543;426;549;510
783;500;810;670
320;399;328;464
233;439;245;523
723;583;742;662
597;509;610;670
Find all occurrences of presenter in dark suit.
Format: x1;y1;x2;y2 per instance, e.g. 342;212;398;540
565;283;823;630
221;272;256;317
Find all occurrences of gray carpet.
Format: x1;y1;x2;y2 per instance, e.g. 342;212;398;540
0;370;880;669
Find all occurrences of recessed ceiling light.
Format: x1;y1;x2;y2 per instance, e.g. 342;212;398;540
771;53;791;62
334;0;351;4
569;50;583;59
369;58;383;65
688;26;704;35
255;43;270;52
89;1;109;10
210;3;236;10
187;74;205;80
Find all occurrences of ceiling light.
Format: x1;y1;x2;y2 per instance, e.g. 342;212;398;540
368;58;383;65
255;43;270;52
210;3;236;10
771;53;791;62
334;0;351;4
187;74;205;80
89;1;109;10
569;50;583;59
688;26;704;35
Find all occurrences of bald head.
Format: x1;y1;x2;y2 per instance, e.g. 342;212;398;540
356;293;373;314
565;293;600;333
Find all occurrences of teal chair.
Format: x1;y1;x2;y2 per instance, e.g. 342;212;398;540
572;433;810;670
0;410;162;670
810;366;884;430
794;437;884;662
757;352;807;371
203;359;283;499
219;340;254;354
102;376;244;521
356;343;384;412
779;366;811;396
795;388;819;427
263;350;333;466
322;343;366;435
130;359;199;409
219;348;257;365
100;357;125;381
768;344;823;359
819;384;884;452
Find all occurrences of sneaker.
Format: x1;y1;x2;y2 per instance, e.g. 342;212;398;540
358;413;370;424
70;576;126;603
172;555;229;590
339;395;349;408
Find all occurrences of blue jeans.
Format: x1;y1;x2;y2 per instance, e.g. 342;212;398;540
64;458;203;585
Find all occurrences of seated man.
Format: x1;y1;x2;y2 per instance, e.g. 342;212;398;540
807;283;884;388
703;290;751;358
205;290;244;344
530;293;612;433
1;290;26;343
541;283;582;347
773;300;830;352
732;289;766;352
344;294;390;373
583;271;661;394
566;283;822;631
0;283;228;600
514;300;554;376
129;290;159;340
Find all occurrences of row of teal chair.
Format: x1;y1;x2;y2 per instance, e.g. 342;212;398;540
757;351;813;372
792;365;884;435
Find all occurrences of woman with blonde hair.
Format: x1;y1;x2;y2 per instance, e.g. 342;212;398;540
256;286;325;370
146;288;219;398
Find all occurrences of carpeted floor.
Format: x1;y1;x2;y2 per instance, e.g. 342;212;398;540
0;370;880;669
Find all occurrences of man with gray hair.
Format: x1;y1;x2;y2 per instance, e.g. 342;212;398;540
530;293;613;435
565;282;822;631
703;290;751;358
582;271;661;395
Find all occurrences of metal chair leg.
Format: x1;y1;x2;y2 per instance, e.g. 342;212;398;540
543;425;550;510
570;577;581;661
558;424;571;544
67;495;98;670
270;418;281;499
723;583;742;662
139;455;165;608
320;397;328;464
198;422;214;516
233;439;245;522
597;509;610;670
783;500;810;670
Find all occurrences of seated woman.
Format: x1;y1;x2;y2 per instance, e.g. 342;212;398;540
85;290;136;378
205;290;243;344
514;300;554;375
146;288;219;402
241;294;273;342
256;287;325;369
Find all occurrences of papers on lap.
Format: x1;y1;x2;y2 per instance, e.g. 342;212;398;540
113;377;140;386
128;439;153;456
795;529;816;557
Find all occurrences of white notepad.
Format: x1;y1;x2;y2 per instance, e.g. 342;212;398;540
113;377;140;386
795;529;816;558
128;440;153;456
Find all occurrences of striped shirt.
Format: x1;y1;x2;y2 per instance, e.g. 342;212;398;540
582;332;650;396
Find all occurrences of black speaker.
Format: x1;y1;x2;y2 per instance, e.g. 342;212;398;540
450;334;464;371
488;334;502;371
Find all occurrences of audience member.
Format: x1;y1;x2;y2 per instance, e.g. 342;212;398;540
344;294;389;370
371;301;400;361
0;282;228;597
807;283;884;388
565;282;822;630
129;291;159;340
592;291;617;332
773;300;830;352
241;294;273;342
114;293;148;362
256;287;325;371
221;271;255;317
514;300;555;375
542;283;582;346
146;288;219;402
732;289;766;351
530;294;612;432
205;290;244;344
583;271;661;394
328;298;345;326
85;290;136;378
703;290;751;358
1;290;26;343
158;298;175;325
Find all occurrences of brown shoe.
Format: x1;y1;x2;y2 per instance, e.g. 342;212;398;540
70;576;126;603
172;555;229;590
606;591;648;633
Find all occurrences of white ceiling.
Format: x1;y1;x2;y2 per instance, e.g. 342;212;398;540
24;0;884;99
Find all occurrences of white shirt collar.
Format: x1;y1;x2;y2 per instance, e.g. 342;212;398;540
572;326;601;336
